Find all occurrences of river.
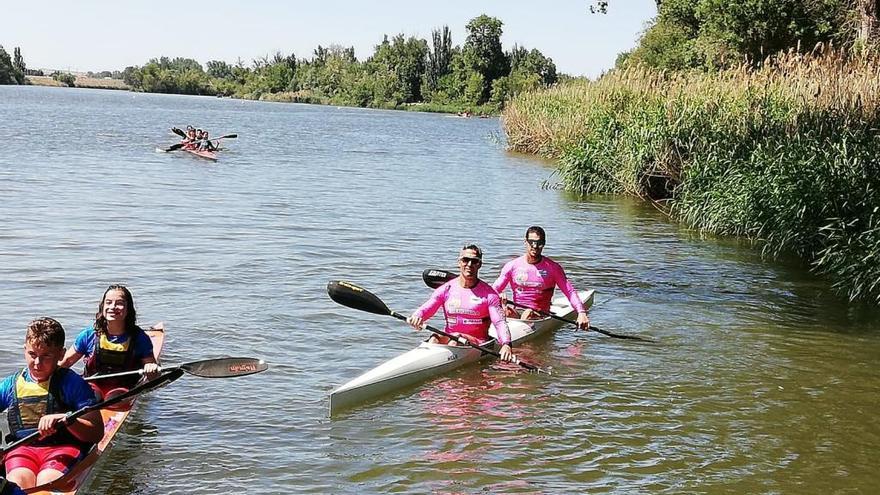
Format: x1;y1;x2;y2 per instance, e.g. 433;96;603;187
0;86;878;494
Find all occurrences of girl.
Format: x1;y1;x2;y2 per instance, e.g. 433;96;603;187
59;285;159;398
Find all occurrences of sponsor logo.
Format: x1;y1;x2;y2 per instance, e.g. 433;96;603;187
229;363;258;373
338;281;362;292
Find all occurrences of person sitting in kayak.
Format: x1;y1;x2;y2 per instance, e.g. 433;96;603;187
492;226;590;329
199;131;217;152
184;129;204;150
59;285;159;400
407;244;514;362
184;125;197;144
0;318;104;490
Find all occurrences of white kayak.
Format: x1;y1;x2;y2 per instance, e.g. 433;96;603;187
329;289;595;415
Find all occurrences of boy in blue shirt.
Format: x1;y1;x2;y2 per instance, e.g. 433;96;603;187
0;318;103;489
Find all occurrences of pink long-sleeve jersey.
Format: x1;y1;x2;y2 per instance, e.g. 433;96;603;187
492;255;586;314
413;278;511;345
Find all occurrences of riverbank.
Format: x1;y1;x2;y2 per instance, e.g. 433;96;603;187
255;90;498;116
27;75;130;90
22;81;499;116
503;51;880;304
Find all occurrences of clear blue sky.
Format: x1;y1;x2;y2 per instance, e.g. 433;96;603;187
3;0;657;78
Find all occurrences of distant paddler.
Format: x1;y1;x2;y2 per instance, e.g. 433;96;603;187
0;318;104;489
59;285;160;400
198;130;218;152
407;244;515;362
492;226;590;329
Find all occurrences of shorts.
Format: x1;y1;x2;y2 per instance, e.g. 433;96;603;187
4;444;86;475
430;333;486;346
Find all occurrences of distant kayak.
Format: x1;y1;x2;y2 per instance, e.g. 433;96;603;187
184;147;219;161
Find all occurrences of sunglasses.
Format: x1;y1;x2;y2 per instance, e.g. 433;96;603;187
526;239;546;248
459;257;482;265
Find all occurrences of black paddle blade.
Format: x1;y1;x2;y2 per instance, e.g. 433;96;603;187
180;357;268;378
171;127;187;138
327;280;392;316
422;269;456;289
165;142;185;152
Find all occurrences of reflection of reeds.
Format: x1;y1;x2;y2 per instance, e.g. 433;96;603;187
503;50;880;303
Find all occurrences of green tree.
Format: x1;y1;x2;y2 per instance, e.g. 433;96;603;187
625;0;850;70
369;34;428;103
462;15;509;103
51;71;76;87
0;45;18;84
206;60;233;79
510;45;557;86
426;26;453;92
12;47;26;84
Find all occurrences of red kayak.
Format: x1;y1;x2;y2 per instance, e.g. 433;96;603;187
183;146;218;161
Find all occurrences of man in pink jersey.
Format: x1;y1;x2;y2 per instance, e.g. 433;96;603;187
407;244;514;362
492;226;590;329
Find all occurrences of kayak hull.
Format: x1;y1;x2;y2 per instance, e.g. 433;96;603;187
184;147;218;161
329;290;594;415
26;323;167;495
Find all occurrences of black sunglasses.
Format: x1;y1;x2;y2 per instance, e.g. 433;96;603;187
526;239;545;248
459;257;482;265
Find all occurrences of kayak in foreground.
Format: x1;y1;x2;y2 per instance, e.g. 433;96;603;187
26;324;167;495
328;290;595;415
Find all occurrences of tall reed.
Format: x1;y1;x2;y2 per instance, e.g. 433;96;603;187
503;50;880;303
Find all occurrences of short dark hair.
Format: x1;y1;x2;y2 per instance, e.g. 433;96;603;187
525;226;546;241
26;317;65;348
461;244;483;259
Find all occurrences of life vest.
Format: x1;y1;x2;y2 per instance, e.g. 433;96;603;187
83;328;144;388
5;368;84;447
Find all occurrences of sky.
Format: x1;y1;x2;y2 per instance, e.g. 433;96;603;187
2;0;657;78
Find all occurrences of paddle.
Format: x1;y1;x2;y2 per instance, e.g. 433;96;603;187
84;357;268;382
163;133;237;152
327;280;550;374
421;269;652;342
171;127;187;138
0;368;184;455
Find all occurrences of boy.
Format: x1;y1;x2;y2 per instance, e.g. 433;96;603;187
0;318;103;489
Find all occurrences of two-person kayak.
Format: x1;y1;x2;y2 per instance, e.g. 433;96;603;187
26;324;166;495
328;290;595;415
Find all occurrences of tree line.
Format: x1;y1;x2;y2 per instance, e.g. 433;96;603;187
590;0;880;70
119;15;557;112
0;45;27;84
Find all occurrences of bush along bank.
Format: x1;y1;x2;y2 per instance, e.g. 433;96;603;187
502;51;880;303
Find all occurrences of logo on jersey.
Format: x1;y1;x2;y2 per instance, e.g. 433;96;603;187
514;270;529;285
448;297;461;310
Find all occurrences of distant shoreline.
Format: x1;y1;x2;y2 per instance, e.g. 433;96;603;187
27;75;130;91
20;78;497;116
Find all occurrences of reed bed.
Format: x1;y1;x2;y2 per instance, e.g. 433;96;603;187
503;51;880;303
